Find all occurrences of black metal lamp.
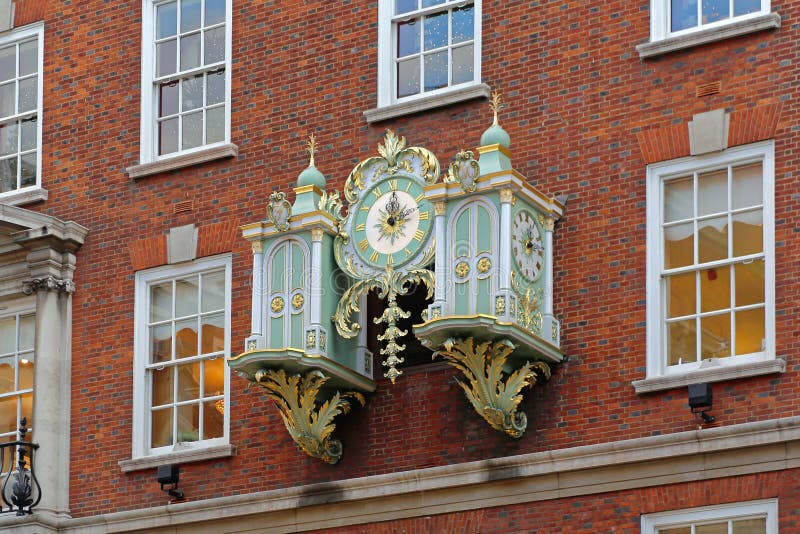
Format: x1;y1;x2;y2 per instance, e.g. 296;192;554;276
688;383;716;424
156;464;185;501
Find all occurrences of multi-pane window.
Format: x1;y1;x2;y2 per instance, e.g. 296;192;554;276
641;500;777;534
147;0;228;158
0;25;41;196
670;0;763;32
646;142;774;377
134;256;230;456
0;311;35;445
376;0;481;109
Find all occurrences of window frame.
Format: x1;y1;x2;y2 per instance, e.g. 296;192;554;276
649;0;771;42
132;254;232;460
376;0;482;109
645;141;775;380
0;297;35;442
641;499;778;533
0;22;45;204
138;0;232;165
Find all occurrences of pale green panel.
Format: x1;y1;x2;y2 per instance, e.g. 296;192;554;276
476;205;492;254
270;245;285;293
454;281;472;315
291;243;305;291
290;312;304;349
269;316;284;348
477;277;491;314
454;209;471;257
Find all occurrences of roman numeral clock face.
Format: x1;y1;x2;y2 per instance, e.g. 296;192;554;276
352;177;433;268
512;210;544;281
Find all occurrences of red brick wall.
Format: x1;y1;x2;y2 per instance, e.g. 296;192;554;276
313;470;800;533
19;0;800;520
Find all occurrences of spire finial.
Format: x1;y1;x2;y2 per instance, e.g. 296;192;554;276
489;91;502;126
306;133;317;167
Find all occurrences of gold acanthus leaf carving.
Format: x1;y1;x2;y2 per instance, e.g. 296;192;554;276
253;368;365;464
435;337;550;438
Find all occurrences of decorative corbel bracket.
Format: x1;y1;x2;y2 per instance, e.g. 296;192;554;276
435;337;550;438
253;368;365;464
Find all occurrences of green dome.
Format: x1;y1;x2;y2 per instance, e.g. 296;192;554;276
480;123;511;149
297;164;326;189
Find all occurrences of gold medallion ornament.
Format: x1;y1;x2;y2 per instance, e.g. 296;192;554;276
271;296;285;313
477;257;492;274
292;294;305;310
455;261;470;278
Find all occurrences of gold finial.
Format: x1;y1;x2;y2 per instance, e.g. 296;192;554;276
306;133;317;167
489;91;502;126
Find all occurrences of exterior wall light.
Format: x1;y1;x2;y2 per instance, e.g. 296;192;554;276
156;464;184;501
688;383;716;424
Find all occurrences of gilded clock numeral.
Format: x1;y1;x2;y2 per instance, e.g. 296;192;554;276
387;253;394;265
419;210;429;221
413;229;425;242
405;181;413;192
359;239;369;252
356;223;366;232
370;250;380;263
415;193;425;203
389;179;398;191
404;247;412;256
372;187;382;199
360;205;370;212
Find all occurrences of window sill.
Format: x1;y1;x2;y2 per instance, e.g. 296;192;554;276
636;13;781;59
0;186;48;206
118;443;236;472
364;83;491;124
632;358;785;394
126;143;238;180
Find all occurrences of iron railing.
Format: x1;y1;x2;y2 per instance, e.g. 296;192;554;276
0;418;41;516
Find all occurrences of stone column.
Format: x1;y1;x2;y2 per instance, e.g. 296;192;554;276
22;274;74;518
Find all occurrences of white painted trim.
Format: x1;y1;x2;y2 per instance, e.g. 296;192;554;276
644;141;775;383
10;415;800;533
374;0;482;111
126;143;238;179
641;499;778;533
0;22;45;199
131;254;232;461
365;83;490;123
638;12;780;58
648;0;771;42
118;443;236;472
138;0;232;165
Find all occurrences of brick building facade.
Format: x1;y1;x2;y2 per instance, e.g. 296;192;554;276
0;0;798;532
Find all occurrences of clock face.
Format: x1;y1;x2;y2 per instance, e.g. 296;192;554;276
351;176;433;269
512;210;544;281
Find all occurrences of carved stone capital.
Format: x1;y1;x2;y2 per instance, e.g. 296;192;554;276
543;217;555;232
251;241;264;254
499;188;515;205
434;202;447;216
310;228;325;242
23;277;75;295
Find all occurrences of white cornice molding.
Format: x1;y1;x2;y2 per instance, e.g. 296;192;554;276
6;415;800;533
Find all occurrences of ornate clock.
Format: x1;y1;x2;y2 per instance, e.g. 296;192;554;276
352;179;433;268
511;210;544;281
334;131;439;383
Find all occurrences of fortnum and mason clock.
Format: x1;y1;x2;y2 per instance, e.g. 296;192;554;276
334;131;439;383
350;177;433;269
512;209;544;282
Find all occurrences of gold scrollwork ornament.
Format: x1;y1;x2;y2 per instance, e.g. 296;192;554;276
267;192;292;232
435;337;550;438
447;149;480;192
253;368;365;464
